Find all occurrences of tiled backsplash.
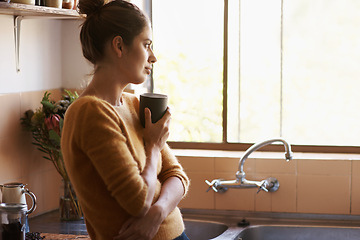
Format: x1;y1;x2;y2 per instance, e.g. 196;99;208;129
177;151;360;216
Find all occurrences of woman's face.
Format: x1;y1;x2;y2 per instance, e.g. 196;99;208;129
120;23;157;85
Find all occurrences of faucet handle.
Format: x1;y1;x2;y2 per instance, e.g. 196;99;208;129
205;180;218;192
205;179;228;193
256;182;269;194
256;177;280;193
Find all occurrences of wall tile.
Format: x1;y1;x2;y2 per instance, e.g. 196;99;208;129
215;157;249;173
255;186;272;212
351;174;360;215
42;169;62;213
352;161;360;176
0;136;23;183
178;156;214;173
20;143;55;178
297;175;350;214
298;159;351;175
256;158;296;174
19;91;45;115
0;93;21;141
271;174;297;213
254;172;272;212
179;172;215;209
214;172;255;211
23;169;46;216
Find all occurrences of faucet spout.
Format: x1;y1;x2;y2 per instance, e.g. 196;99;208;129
238;138;293;176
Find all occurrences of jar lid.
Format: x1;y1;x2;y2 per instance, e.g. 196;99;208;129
0;203;27;212
1;182;25;188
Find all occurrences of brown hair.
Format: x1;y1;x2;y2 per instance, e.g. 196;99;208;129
78;0;149;65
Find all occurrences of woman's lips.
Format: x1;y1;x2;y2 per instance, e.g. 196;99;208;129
145;67;152;75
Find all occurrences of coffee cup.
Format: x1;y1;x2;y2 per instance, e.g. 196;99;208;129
139;93;168;127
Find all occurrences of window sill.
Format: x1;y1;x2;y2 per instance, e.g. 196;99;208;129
172;149;360;161
168;142;360;154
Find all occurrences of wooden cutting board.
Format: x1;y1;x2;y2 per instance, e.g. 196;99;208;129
41;233;90;239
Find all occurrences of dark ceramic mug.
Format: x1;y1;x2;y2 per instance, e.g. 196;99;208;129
139;93;168;127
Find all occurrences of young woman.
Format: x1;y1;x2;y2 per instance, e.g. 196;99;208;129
61;0;190;239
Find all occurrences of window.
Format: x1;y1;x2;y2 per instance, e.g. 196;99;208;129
152;0;224;142
151;0;360;152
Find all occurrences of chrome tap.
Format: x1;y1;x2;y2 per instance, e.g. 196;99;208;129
206;138;293;193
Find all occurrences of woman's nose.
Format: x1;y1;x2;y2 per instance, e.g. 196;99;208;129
149;48;157;63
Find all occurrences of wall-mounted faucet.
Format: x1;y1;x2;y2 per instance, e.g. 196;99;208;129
205;138;293;193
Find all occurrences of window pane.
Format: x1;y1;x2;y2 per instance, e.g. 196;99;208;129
152;0;360;147
282;0;360;146
227;0;282;143
152;0;224;142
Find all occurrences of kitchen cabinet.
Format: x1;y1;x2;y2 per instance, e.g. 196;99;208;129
0;2;81;72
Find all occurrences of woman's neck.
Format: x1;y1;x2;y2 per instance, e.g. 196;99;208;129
81;67;127;106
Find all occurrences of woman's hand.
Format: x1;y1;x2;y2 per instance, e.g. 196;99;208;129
143;107;171;152
113;205;164;240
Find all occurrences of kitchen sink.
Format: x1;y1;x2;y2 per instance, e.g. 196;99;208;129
237;225;360;240
184;220;228;240
182;209;360;240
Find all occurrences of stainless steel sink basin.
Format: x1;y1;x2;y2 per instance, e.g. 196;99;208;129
237;225;360;240
184;220;228;240
182;209;360;240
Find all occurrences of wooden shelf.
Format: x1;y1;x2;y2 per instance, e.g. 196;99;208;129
0;2;81;18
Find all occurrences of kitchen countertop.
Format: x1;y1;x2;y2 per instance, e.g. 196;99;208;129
40;233;89;239
28;210;89;239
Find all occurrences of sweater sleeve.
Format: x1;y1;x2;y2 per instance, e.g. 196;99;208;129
158;144;190;197
72;98;148;216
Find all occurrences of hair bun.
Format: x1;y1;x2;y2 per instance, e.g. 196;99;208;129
78;0;105;16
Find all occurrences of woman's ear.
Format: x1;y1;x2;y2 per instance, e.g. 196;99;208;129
112;36;124;57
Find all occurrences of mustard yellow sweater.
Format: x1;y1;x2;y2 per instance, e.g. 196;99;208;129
61;93;189;240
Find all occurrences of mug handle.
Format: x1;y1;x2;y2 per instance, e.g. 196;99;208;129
23;188;37;214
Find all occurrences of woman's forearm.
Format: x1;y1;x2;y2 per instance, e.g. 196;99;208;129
114;176;184;240
153;176;185;221
138;145;161;216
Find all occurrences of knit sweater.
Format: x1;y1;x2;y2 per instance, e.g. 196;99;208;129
61;93;189;240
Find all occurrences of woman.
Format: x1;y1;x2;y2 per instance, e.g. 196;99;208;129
60;0;190;239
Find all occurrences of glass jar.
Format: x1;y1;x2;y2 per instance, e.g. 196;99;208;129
0;203;27;240
62;0;74;9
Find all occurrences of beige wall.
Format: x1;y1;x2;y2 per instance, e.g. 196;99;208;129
177;152;360;216
0;90;63;216
0;15;88;217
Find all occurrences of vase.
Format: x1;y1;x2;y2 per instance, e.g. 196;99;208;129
59;180;83;221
